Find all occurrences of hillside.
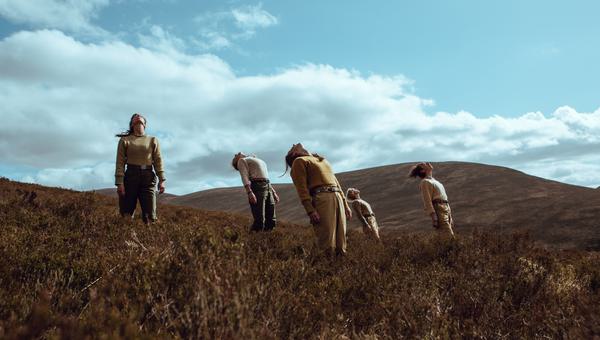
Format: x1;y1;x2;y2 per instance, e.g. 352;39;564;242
169;162;600;250
1;177;599;338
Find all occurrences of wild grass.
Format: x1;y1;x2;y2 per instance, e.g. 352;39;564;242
0;177;599;339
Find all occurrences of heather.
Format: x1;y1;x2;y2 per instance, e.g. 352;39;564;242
1;178;599;339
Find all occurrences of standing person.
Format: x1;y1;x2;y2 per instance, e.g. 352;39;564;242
232;152;279;232
284;143;352;255
115;113;165;224
346;188;381;241
408;162;455;237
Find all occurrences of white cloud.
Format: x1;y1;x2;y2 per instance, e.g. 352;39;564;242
137;25;187;55
1;29;600;194
22;163;114;190
193;3;278;50
0;0;109;36
232;3;278;31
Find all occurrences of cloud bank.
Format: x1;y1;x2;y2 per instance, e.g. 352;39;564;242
1;29;600;194
0;0;109;36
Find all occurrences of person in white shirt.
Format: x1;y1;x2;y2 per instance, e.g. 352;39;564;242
232;152;279;231
408;162;455;237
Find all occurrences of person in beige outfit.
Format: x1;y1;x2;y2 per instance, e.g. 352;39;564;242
285;143;352;255
408;162;455;237
346;188;380;241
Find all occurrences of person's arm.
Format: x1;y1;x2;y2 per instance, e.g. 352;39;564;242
236;158;257;203
271;185;280;203
290;158;315;215
334;176;352;218
353;201;369;227
420;180;437;226
237;158;251;188
115;138;126;186
152;137;166;193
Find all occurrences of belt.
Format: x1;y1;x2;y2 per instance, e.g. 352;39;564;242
250;178;270;183
310;185;341;196
432;199;449;205
127;164;153;170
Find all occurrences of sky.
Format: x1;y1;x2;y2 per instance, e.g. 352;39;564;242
1;0;599;194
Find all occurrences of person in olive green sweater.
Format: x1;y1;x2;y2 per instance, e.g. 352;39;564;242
115;113;165;224
285;143;352;255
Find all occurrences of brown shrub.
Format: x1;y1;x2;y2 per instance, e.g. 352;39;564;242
0;177;599;338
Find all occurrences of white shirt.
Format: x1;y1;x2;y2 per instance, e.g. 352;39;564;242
237;156;269;186
419;177;448;214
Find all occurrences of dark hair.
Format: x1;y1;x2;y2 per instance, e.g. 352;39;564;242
408;163;427;178
232;155;241;171
115;113;146;137
281;152;324;176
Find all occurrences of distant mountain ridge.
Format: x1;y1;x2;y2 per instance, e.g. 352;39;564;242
161;162;600;250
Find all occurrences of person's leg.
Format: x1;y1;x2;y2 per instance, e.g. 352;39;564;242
264;184;276;231
313;193;336;254
435;203;455;238
249;182;267;231
138;170;157;224
119;168;139;220
368;216;381;241
334;192;347;255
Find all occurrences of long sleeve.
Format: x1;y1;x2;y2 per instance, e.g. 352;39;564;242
420;180;435;215
237;158;251;186
115;138;127;185
353;201;369;227
291;158;315;215
152;137;166;182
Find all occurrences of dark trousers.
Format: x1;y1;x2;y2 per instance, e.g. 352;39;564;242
119;167;157;223
249;181;276;231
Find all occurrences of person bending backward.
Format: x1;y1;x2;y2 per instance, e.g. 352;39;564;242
346;188;381;241
408;162;455;237
115;113;165;224
285;143;352;255
232;152;279;232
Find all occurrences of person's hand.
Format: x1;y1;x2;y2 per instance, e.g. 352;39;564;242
273;191;280;204
248;192;257;205
158;181;165;194
309;211;320;225
345;208;352;220
117;184;125;197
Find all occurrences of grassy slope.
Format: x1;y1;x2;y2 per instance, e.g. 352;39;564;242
0;177;599;339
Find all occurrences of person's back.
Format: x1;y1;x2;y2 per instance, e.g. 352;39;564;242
292;155;338;188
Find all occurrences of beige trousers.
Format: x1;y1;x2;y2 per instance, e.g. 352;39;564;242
312;192;347;254
434;203;455;237
364;216;381;241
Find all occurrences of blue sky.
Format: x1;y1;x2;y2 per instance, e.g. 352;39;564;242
1;0;599;194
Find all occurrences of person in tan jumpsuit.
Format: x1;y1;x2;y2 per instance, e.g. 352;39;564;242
285;143;352;255
346;188;381;241
408;162;455;237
